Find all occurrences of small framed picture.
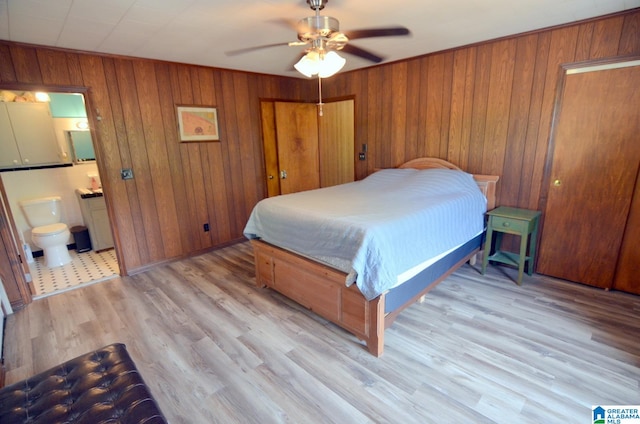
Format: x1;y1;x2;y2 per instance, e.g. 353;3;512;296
176;105;219;142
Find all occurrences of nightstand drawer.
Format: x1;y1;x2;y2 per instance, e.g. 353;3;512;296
490;216;528;233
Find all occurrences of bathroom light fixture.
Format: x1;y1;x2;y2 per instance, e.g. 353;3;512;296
34;92;50;102
294;50;346;78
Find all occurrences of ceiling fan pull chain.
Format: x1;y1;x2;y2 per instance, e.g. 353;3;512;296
317;76;324;117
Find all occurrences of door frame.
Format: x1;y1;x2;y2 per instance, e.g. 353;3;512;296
538;55;640;216
0;82;122;307
0;177;32;308
259;95;357;197
537;55;640;280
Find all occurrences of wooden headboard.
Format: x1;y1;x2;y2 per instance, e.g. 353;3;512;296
398;157;499;210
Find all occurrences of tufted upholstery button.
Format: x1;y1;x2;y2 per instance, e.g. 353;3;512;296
0;343;167;424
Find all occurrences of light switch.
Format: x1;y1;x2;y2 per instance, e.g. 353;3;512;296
121;168;134;180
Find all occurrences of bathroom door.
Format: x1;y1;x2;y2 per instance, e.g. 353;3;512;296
0;178;32;307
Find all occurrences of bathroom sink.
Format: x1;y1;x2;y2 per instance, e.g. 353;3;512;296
76;188;103;198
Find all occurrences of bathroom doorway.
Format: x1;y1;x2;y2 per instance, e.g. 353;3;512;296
1;169;119;298
0;87;120;300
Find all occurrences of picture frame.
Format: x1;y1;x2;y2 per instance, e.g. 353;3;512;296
176;105;219;142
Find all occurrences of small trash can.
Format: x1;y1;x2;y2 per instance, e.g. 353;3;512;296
71;225;92;253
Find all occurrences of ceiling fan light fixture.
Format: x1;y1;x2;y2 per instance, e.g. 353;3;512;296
294;50;320;77
318;51;346;77
294;50;345;78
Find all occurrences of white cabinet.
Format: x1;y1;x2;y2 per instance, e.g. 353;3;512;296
76;192;114;251
0;102;60;168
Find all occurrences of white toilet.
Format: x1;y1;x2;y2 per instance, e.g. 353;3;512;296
19;196;72;268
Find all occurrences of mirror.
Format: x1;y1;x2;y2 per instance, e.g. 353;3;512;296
47;92;95;164
67;130;95;162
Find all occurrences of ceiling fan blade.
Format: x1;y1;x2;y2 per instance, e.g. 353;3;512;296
340;44;385;63
267;17;300;31
225;42;292;56
343;26;410;40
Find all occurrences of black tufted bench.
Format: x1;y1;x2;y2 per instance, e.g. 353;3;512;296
0;343;167;423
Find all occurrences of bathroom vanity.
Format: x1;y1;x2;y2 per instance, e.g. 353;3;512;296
75;190;114;251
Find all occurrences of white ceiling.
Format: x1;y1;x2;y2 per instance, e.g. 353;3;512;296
1;0;639;79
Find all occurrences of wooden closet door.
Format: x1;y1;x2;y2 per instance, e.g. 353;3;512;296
318;99;354;187
260;101;281;197
274;102;320;195
537;64;640;288
613;168;640;294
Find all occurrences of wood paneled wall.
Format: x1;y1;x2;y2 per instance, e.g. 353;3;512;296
323;9;640;211
1;9;639;278
0;44;313;275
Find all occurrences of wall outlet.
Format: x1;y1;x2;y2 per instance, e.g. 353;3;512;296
203;223;210;232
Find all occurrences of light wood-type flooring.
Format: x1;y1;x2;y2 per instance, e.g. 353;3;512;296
4;241;640;423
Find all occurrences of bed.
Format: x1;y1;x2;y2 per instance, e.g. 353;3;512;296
244;157;499;356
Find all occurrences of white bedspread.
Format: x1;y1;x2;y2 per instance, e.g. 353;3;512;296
244;168;487;300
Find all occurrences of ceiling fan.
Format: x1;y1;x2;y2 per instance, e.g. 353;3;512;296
226;0;410;78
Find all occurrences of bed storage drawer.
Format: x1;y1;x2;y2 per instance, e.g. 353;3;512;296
255;249;274;286
341;285;369;334
250;239;379;345
274;260;341;322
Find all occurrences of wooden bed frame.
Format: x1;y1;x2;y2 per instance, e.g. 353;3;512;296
251;158;499;356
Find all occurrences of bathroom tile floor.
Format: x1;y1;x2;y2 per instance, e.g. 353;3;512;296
29;249;119;298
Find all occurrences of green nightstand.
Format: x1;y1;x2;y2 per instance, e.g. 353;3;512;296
481;206;541;285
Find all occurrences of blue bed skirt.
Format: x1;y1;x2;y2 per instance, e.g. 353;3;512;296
384;232;483;314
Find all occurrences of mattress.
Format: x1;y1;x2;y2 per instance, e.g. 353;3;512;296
244;168;487;300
